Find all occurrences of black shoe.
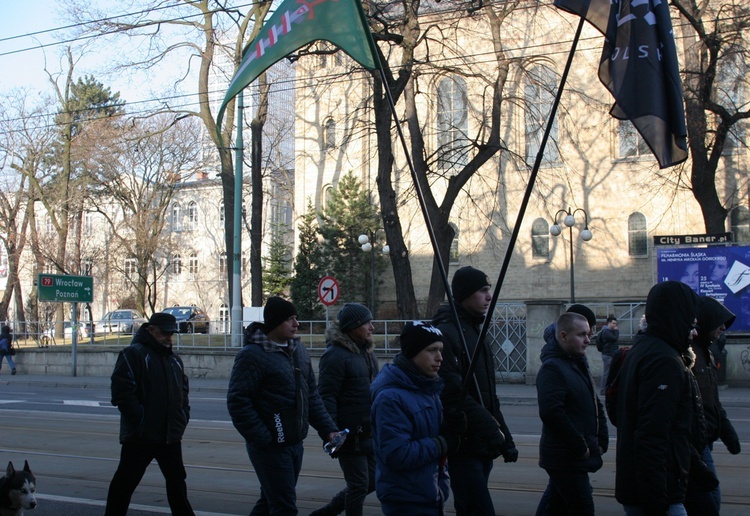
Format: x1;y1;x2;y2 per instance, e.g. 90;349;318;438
11;368;16;375
309;505;339;516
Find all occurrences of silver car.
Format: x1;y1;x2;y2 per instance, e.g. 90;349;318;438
99;309;147;334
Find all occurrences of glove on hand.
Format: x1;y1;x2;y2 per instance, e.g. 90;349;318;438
502;444;519;463
720;426;741;455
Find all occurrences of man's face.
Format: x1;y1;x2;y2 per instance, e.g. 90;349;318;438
412;341;443;377
559;319;591;356
148;325;174;348
462;285;492;316
268;316;299;342
347;321;374;345
710;258;729;282
608;319;618;330
709;323;726;342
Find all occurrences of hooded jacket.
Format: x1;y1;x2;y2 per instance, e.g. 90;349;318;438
370;354;449;510
318;324;379;454
227;322;337;447
537;329;608;472
692;297;740;452
111;324;190;445
615;281;700;514
432;304;512;459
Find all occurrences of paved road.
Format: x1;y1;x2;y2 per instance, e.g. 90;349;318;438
1;374;749;515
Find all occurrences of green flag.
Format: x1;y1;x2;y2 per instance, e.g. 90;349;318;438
216;0;380;139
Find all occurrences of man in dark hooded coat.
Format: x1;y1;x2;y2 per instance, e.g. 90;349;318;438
615;281;700;515
684;296;741;515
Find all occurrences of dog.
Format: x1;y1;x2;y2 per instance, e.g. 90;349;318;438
0;461;37;515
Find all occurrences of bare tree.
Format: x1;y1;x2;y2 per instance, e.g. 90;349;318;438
673;0;750;233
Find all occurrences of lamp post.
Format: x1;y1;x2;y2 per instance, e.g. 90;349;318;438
550;207;592;303
358;229;389;316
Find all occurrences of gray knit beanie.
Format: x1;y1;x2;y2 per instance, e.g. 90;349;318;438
337;303;373;333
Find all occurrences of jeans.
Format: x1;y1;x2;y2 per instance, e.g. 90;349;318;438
324;453;375;516
600;353;613;395
0;353;15;372
448;455;495;516
624;503;688;516
247;441;304;516
105;442;194;516
684;444;720;516
536;469;594;516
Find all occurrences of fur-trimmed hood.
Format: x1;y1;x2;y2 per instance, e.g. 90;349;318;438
325;324;375;353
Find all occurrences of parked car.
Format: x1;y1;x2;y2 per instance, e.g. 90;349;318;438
64;321;94;339
98;309;147;334
161;306;210;334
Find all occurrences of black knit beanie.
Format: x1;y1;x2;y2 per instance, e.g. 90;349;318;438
337;303;373;333
400;321;444;358
264;297;297;332
451;266;490;303
567;304;597;331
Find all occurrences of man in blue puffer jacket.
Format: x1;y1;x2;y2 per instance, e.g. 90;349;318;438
371;321;463;515
536;312;608;515
227;297;338;515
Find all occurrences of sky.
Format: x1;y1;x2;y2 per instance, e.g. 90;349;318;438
0;0;194;108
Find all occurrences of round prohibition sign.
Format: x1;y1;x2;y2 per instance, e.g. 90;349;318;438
318;276;340;306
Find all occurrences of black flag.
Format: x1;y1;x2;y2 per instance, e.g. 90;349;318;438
554;0;688;169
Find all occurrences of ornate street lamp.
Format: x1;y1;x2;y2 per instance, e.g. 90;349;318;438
358;229;389;316
550;207;592;303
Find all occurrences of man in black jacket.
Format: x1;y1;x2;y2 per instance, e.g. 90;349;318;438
598;315;619;395
536;312;608;515
684;296;741;515
105;312;193;516
615;281;700;515
432;266;516;516
227;297;338;515
312;303;379;516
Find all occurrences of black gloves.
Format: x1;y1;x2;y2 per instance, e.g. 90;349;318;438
720;424;741;455
501;443;519;463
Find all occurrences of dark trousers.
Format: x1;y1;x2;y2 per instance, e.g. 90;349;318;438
536;468;594;516
447;455;495;516
325;453;376;516
105;441;194;516
247;441;304;516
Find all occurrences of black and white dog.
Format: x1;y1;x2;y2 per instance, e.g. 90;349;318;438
0;461;37;515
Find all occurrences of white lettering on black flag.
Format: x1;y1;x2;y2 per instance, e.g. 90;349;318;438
554;0;688;169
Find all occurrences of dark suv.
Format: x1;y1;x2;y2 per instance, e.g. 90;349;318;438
161;306;211;334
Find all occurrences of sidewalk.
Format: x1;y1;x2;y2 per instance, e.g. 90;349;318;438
5;373;750;407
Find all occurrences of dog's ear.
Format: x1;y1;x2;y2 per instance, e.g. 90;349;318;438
23;461;31;474
6;462;14;477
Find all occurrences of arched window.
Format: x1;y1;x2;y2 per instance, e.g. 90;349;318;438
628;212;648;257
219;200;225;223
124;257;137;281
449;223;460;263
172;255;182;275
730;206;749;243
187;201;199;230
189;253;199;279
437;76;469;172
219;252;227;274
172;202;182;231
531;218;550;258
525;66;560;166
219;303;230;333
324;118;336;149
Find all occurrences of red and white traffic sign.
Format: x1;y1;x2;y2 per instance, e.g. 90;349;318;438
318;276;340;306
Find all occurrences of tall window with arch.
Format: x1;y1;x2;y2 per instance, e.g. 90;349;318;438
616;120;650;160
187;201;199;230
219;303;230;334
124;257;138;281
525;65;561;166
531;218;550;258
449;223;460;264
628;212;648;257
219;252;227;274
172;254;182;276
730;206;749;243
324;118;336;150
82;257;93;276
189;253;199;279
172;202;182;232
437;75;469;172
715;47;746;154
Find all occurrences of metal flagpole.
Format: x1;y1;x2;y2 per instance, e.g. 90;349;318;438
462;13;588;394
231;91;244;348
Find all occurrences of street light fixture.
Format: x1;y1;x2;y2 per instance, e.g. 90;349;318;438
550;207;592;303
359;229;389;316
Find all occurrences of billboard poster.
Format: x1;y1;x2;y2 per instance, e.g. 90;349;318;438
657;246;750;332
